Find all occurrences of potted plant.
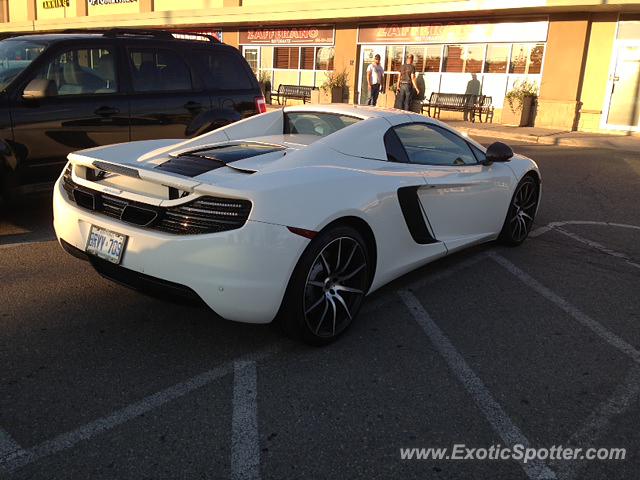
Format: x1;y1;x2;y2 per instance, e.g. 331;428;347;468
321;69;349;103
503;80;537;127
257;70;272;104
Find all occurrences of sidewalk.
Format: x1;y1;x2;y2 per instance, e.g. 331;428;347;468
266;103;639;151
445;120;640;152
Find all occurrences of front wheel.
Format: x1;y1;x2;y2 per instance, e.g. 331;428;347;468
499;174;540;246
280;225;370;346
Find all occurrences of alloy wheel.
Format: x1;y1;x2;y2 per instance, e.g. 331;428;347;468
509;177;538;242
303;237;368;338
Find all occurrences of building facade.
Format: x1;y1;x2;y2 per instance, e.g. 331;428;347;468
0;0;639;131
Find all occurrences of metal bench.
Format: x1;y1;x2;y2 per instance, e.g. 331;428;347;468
472;95;495;123
422;93;492;123
274;84;315;105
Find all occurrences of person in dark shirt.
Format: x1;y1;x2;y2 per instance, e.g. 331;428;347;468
464;73;482;121
395;54;419;111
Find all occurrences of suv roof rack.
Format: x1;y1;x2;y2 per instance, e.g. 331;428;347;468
62;28;221;44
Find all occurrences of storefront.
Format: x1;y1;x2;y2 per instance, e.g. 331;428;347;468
356;18;548;113
1;2;640;132
239;26;336;92
602;17;640;131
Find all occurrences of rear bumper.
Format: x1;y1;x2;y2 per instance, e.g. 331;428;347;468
53;179;308;324
60;239;205;305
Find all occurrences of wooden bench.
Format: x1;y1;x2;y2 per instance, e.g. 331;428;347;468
422;93;493;123
273;84;315;105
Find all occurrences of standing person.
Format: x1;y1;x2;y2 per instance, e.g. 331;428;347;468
366;54;385;106
463;73;481;121
396;54;419;112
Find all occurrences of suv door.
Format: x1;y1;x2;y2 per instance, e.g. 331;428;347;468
125;44;211;140
191;47;260;126
10;43;129;185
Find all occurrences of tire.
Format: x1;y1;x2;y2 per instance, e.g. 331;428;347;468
279;225;371;346
499;174;540;246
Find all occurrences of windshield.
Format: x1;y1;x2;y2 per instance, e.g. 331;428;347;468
0;39;47;90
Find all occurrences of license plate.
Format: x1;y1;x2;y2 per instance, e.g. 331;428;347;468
85;225;127;264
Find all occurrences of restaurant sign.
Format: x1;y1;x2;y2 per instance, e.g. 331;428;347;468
239;26;334;46
358;20;549;44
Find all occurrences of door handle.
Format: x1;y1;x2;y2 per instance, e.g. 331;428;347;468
184;101;203;110
94;106;119;116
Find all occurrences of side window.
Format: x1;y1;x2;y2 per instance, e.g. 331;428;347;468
469;143;487;163
194;50;254;90
383;128;409;163
128;48;192;92
32;47;117;96
393;123;478;166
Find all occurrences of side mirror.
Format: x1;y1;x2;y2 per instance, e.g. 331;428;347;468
22;79;57;100
483;142;513;165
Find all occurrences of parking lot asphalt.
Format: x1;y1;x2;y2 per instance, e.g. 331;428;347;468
1;139;639;480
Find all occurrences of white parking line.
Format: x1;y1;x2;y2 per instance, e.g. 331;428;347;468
489;252;640;365
556;366;640;480
362;254;487;315
554;227;640;269
398;290;557;480
0;349;274;473
530;220;640;238
231;361;260;480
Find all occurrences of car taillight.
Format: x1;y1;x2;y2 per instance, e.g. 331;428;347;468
255;96;267;114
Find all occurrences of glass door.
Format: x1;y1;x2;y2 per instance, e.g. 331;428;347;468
606;44;640;129
358;45;386;105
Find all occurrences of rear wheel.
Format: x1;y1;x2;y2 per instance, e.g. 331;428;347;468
499;174;539;246
280;225;370;345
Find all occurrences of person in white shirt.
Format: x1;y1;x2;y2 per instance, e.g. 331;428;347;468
366;54;385;106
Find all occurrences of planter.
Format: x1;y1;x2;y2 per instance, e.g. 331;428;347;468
502;95;535;127
258;81;272;104
330;86;344;103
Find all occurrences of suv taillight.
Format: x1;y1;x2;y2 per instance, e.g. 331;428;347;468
255;96;267;114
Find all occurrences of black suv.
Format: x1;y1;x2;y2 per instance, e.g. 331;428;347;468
0;29;265;203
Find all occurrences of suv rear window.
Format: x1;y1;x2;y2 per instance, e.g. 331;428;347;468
193;50;254;90
129;48;193;92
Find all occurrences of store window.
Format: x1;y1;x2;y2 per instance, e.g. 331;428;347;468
315;47;334;71
274;47;300;69
405;46;425;71
271;46;333;71
385;46;404;73
484;44;510;73
424;46;442;72
443;44;485;73
300;47;315;70
510;43;545;74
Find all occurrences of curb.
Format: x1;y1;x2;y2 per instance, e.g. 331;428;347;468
458;126;640;151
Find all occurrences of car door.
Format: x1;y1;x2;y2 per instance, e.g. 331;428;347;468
390;122;515;252
10;43;130;185
126;44;211;141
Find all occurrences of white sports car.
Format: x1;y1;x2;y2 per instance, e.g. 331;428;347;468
53;104;540;344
